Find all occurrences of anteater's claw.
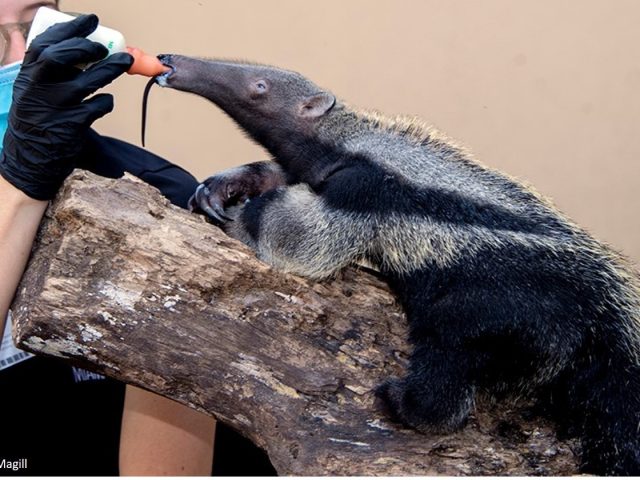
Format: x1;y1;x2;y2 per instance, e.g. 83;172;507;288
191;183;234;224
193;184;208;211
187;184;205;213
187;192;199;213
207;202;234;223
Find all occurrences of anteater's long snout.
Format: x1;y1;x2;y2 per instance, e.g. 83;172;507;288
156;54;247;104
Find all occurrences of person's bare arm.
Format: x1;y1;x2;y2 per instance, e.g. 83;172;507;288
0;176;47;334
119;385;216;476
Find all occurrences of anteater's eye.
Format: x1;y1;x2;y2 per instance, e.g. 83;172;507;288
251;79;269;97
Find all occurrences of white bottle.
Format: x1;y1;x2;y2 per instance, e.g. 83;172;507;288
26;7;126;57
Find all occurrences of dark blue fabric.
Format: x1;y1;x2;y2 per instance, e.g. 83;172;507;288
82;129;199;209
0;356;125;476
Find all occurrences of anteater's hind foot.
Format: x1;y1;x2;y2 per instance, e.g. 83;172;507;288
376;349;476;436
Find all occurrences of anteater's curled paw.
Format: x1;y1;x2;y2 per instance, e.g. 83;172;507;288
189;169;256;224
376;377;471;435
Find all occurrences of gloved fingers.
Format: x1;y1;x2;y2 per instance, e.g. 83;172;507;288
24;14;99;64
77;93;115;125
73;52;133;97
32;37;109;83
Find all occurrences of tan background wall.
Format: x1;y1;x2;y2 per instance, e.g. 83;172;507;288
63;0;640;264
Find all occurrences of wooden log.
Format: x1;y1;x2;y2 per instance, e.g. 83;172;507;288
11;171;580;475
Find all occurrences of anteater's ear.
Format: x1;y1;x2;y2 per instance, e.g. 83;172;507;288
299;92;336;118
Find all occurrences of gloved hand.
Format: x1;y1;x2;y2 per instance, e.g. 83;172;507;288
0;14;133;200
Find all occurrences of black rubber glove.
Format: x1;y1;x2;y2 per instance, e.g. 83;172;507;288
0;14;133;200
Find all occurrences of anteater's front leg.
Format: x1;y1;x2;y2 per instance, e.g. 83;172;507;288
213;182;375;280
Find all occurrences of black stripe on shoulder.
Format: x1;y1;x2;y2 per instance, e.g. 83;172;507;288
240;188;285;243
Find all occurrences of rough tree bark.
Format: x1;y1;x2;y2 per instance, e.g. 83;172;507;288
11;171;580;475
